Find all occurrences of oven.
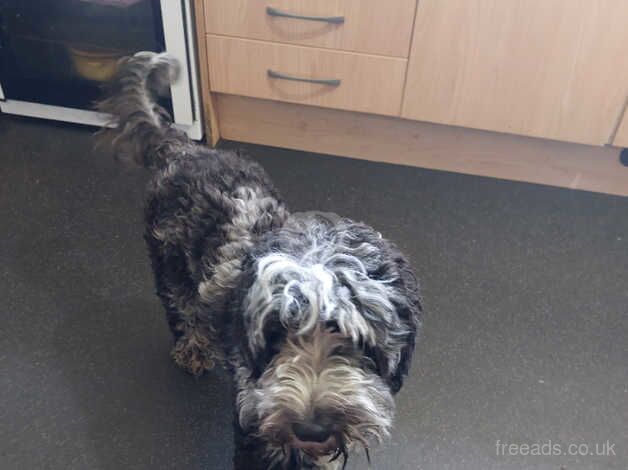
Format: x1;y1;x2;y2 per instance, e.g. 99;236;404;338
0;0;202;139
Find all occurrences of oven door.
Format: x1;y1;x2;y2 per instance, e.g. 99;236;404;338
0;0;202;139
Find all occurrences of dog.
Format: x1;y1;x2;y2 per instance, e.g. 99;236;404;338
98;52;422;470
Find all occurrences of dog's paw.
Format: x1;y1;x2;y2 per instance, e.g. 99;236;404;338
171;333;216;376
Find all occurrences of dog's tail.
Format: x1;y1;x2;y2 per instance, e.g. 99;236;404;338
97;51;189;168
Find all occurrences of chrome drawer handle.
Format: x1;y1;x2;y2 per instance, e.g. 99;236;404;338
266;6;345;24
267;69;341;86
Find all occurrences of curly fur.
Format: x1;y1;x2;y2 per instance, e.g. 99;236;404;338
99;52;422;469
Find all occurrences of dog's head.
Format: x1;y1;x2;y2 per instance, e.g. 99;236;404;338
232;215;421;466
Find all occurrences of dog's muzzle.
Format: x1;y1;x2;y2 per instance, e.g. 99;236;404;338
290;420;338;457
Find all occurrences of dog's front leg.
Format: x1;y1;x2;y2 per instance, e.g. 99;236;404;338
170;309;220;376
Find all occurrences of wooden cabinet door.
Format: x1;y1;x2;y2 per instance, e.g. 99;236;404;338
402;0;628;145
613;109;628;147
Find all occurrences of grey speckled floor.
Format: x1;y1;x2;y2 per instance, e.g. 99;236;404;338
1;114;627;470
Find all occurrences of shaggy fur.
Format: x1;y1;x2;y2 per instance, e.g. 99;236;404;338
99;52;422;470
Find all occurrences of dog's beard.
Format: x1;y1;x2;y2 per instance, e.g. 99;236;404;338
237;329;394;467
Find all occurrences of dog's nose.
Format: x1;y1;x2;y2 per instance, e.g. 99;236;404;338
292;421;333;443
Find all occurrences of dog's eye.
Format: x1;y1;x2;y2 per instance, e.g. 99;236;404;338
324;320;340;332
266;330;284;353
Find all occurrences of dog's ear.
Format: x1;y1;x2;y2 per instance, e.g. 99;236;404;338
394;254;421;392
366;244;422;394
245;318;286;378
233;258;287;378
335;222;422;394
236;306;282;379
387;285;421;393
228;255;271;378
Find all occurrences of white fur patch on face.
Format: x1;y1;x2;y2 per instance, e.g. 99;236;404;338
243;244;405;356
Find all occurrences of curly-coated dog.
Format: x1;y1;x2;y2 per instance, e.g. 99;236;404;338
99;52;422;470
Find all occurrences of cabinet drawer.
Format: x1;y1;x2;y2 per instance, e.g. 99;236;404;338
204;0;416;57
206;35;407;116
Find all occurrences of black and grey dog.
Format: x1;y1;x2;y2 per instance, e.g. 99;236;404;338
99;52;422;469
